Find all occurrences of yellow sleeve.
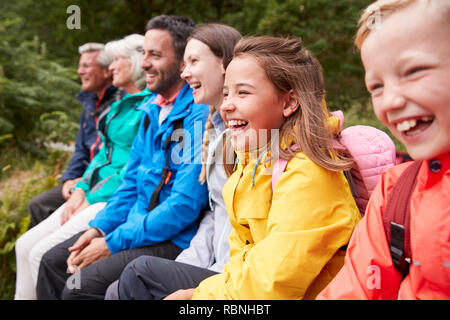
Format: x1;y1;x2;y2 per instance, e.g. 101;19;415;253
193;158;360;300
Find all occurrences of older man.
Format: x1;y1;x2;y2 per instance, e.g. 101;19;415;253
27;43;123;229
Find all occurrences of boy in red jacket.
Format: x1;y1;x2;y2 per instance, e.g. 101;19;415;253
317;0;450;299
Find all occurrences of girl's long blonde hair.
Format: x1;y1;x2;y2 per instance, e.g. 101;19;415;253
223;36;352;176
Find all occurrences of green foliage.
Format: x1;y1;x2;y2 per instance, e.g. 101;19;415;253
2;0;375;113
0;151;69;299
34;111;80;145
234;0;372;109
0;170;54;299
13;0;373;109
0;11;81;155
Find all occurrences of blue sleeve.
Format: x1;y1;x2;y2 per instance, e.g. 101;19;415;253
88;116;146;234
60;109;91;182
104;106;209;254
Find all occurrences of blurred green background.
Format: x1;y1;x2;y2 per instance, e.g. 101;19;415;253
1;0;396;299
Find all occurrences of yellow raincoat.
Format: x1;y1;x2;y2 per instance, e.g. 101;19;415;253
192;147;360;300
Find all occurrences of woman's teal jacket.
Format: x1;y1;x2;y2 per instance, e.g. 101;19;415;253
75;88;153;204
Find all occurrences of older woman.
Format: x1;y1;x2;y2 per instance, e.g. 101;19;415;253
14;34;153;300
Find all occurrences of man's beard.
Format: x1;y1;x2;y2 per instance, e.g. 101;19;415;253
147;63;181;96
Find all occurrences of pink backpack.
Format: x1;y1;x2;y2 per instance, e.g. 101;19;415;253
272;111;396;216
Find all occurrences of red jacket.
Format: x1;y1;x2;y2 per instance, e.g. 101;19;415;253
317;153;450;300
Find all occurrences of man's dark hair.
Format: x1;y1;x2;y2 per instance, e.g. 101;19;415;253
145;15;195;61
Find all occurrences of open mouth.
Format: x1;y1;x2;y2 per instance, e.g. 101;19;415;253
146;73;158;81
190;83;201;91
395;115;434;136
227;119;249;130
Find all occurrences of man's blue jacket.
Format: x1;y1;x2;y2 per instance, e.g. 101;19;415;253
89;84;210;254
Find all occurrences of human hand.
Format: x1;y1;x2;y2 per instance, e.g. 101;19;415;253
163;288;195;300
67;228;101;273
69;237;111;271
61;178;83;200
73;199;90;215
60;188;86;225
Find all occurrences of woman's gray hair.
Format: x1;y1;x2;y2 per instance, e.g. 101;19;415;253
99;34;146;89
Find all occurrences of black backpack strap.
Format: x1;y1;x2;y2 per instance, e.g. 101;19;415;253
147;118;184;212
143;114;150;133
382;160;422;279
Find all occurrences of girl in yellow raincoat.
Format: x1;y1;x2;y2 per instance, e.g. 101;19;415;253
191;36;361;300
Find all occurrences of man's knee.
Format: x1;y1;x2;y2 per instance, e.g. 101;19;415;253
61;268;108;300
41;243;66;268
28;188;52;214
61;281;82;300
28;194;44;222
28;185;64;229
61;267;94;300
28;193;40;212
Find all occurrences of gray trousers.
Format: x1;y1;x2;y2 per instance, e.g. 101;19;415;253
105;256;218;300
36;232;182;300
28;184;65;230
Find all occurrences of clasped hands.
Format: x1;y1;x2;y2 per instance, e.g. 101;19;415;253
66;228;111;274
65;228;193;299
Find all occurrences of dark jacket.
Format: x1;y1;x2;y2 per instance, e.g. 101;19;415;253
60;85;123;183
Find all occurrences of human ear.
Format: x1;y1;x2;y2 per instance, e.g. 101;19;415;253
103;68;113;80
179;60;186;73
282;90;300;118
219;59;226;76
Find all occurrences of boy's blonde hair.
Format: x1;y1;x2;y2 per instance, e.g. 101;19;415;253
355;0;450;49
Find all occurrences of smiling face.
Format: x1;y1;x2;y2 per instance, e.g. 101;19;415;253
109;56;133;89
181;39;225;109
141;29;183;98
221;55;292;152
361;4;450;160
77;51;111;95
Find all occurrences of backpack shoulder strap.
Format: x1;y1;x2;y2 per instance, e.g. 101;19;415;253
271;144;299;191
143;114;150;133
147;117;184;212
272;158;288;191
382;160;422;278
